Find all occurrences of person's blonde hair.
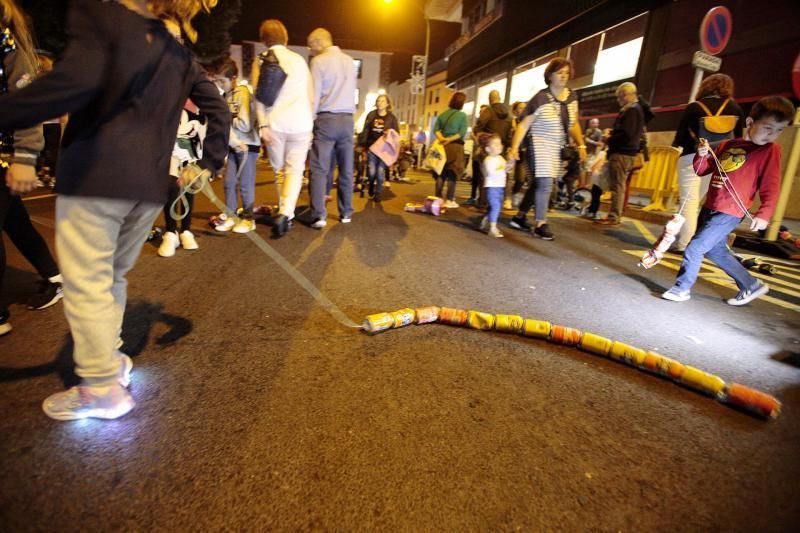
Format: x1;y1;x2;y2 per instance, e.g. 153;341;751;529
1;0;38;77
259;19;288;47
147;0;218;42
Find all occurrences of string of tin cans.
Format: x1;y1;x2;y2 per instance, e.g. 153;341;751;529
363;306;781;420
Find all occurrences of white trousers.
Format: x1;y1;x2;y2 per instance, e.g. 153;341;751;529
676;153;712;251
266;130;312;219
56;196;160;386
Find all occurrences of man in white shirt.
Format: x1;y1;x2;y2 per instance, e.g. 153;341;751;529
306;28;357;228
254;20;314;238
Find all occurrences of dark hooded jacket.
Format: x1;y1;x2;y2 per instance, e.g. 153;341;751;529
475;102;513;147
607;98;654;156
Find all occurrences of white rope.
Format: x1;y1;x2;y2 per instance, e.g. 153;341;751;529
706;145;754;222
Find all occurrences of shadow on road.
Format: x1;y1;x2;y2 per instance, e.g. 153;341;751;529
0;300;192;387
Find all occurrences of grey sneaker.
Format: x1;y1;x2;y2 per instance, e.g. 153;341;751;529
42;384;135;421
662;286;691;302
726;281;769;306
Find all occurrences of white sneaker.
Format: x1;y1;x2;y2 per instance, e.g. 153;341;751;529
503;199;512;210
311;218;327;229
726;281;769;306
42;384;135;421
157;231;179;257
179;230;199;250
661;287;690;302
340;217;352;224
479;217;489;232
232;218;256;233
443;200;460;209
489;227;504;238
215;217;236;232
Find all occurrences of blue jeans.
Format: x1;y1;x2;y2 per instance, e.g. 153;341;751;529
485;187;504;223
224;149;257;218
518;176;553;222
674;209;757;292
367;151;387;197
310;113;354;220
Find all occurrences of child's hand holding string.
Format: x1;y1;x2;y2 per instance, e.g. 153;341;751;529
697;138;710;157
750;217;769;232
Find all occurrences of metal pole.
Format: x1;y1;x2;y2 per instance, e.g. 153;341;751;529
765;120;800;241
688;67;704;102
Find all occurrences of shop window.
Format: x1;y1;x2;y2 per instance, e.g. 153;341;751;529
593;37;643;85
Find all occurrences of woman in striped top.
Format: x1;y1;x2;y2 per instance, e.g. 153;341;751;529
507;58;586;241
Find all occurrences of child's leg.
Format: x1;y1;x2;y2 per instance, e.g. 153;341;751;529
705;236;758;291
164;178;180;233
674;210;742;291
486;187;503;223
239;151;258;218
223;151;239;214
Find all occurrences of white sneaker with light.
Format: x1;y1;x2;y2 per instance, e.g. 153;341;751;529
340;217;352;224
42;384;135;421
232;218;256;233
157;231;179;257
179;230;199;250
444;200;460;209
311;218;327;229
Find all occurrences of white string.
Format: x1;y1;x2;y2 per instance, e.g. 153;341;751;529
706;146;754;222
175;165;363;330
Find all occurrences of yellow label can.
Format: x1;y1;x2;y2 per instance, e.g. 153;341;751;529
522;319;551;339
414;306;440;324
609;342;647;367
579;332;613;356
494;314;524;333
680;366;726;397
467;311;495;330
391;308;416;328
363;313;395;333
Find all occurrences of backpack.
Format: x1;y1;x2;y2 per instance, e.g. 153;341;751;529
254;49;287;107
696;98;738;148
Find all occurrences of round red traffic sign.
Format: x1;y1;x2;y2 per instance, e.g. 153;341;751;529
699;6;732;56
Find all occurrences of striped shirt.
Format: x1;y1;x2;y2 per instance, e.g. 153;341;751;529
523;88;578;178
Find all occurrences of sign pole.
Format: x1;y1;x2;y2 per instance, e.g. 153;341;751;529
689;68;704;102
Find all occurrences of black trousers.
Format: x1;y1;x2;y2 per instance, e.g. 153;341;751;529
1;174;60;313
163;178;193;233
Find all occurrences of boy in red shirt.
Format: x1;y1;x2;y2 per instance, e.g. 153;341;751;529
662;96;795;306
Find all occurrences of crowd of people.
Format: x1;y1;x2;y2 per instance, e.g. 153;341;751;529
0;0;795;421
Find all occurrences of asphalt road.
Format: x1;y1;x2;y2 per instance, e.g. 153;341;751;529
2;166;799;531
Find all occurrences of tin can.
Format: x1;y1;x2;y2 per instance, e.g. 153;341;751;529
579;332;613;356
609;342;647;367
414;306;440;324
723;383;781;419
363;313;394;334
665;214;685;235
549;325;583;346
522;319;551;339
439;307;468;326
653;232;676;253
466;311;495;331
680;366;726;397
495;314;524;333
391;308;416;329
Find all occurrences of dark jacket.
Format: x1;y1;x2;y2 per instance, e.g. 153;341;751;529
475;102;513;146
359;109;399;148
607;99;653;156
0;0;230;205
672;96;744;156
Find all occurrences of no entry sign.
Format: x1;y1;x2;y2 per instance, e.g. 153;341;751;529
699;6;733;56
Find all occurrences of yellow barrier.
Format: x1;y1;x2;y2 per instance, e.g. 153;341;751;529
629;146;682;212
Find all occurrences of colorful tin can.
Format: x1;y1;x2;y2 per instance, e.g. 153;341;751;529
391;308;416;329
679;366;726;397
609;342;647;367
414;306;440;324
467;311;495;331
579;332;613;356
549;325;583;346
494;314;524;333
363;313;394;334
439;307;468;326
522;319;551;339
724;383;781;419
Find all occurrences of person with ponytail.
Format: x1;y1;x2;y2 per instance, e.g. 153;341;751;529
0;0;230;420
0;0;64;338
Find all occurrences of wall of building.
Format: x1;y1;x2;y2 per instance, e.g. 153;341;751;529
422;69;455;137
387;80;425;140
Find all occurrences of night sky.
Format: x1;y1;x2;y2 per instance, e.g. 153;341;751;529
230;0;461;82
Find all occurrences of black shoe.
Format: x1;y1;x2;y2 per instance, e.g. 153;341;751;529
509;216;532;231
534;223;554;240
272;214;290;238
27;281;63;310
